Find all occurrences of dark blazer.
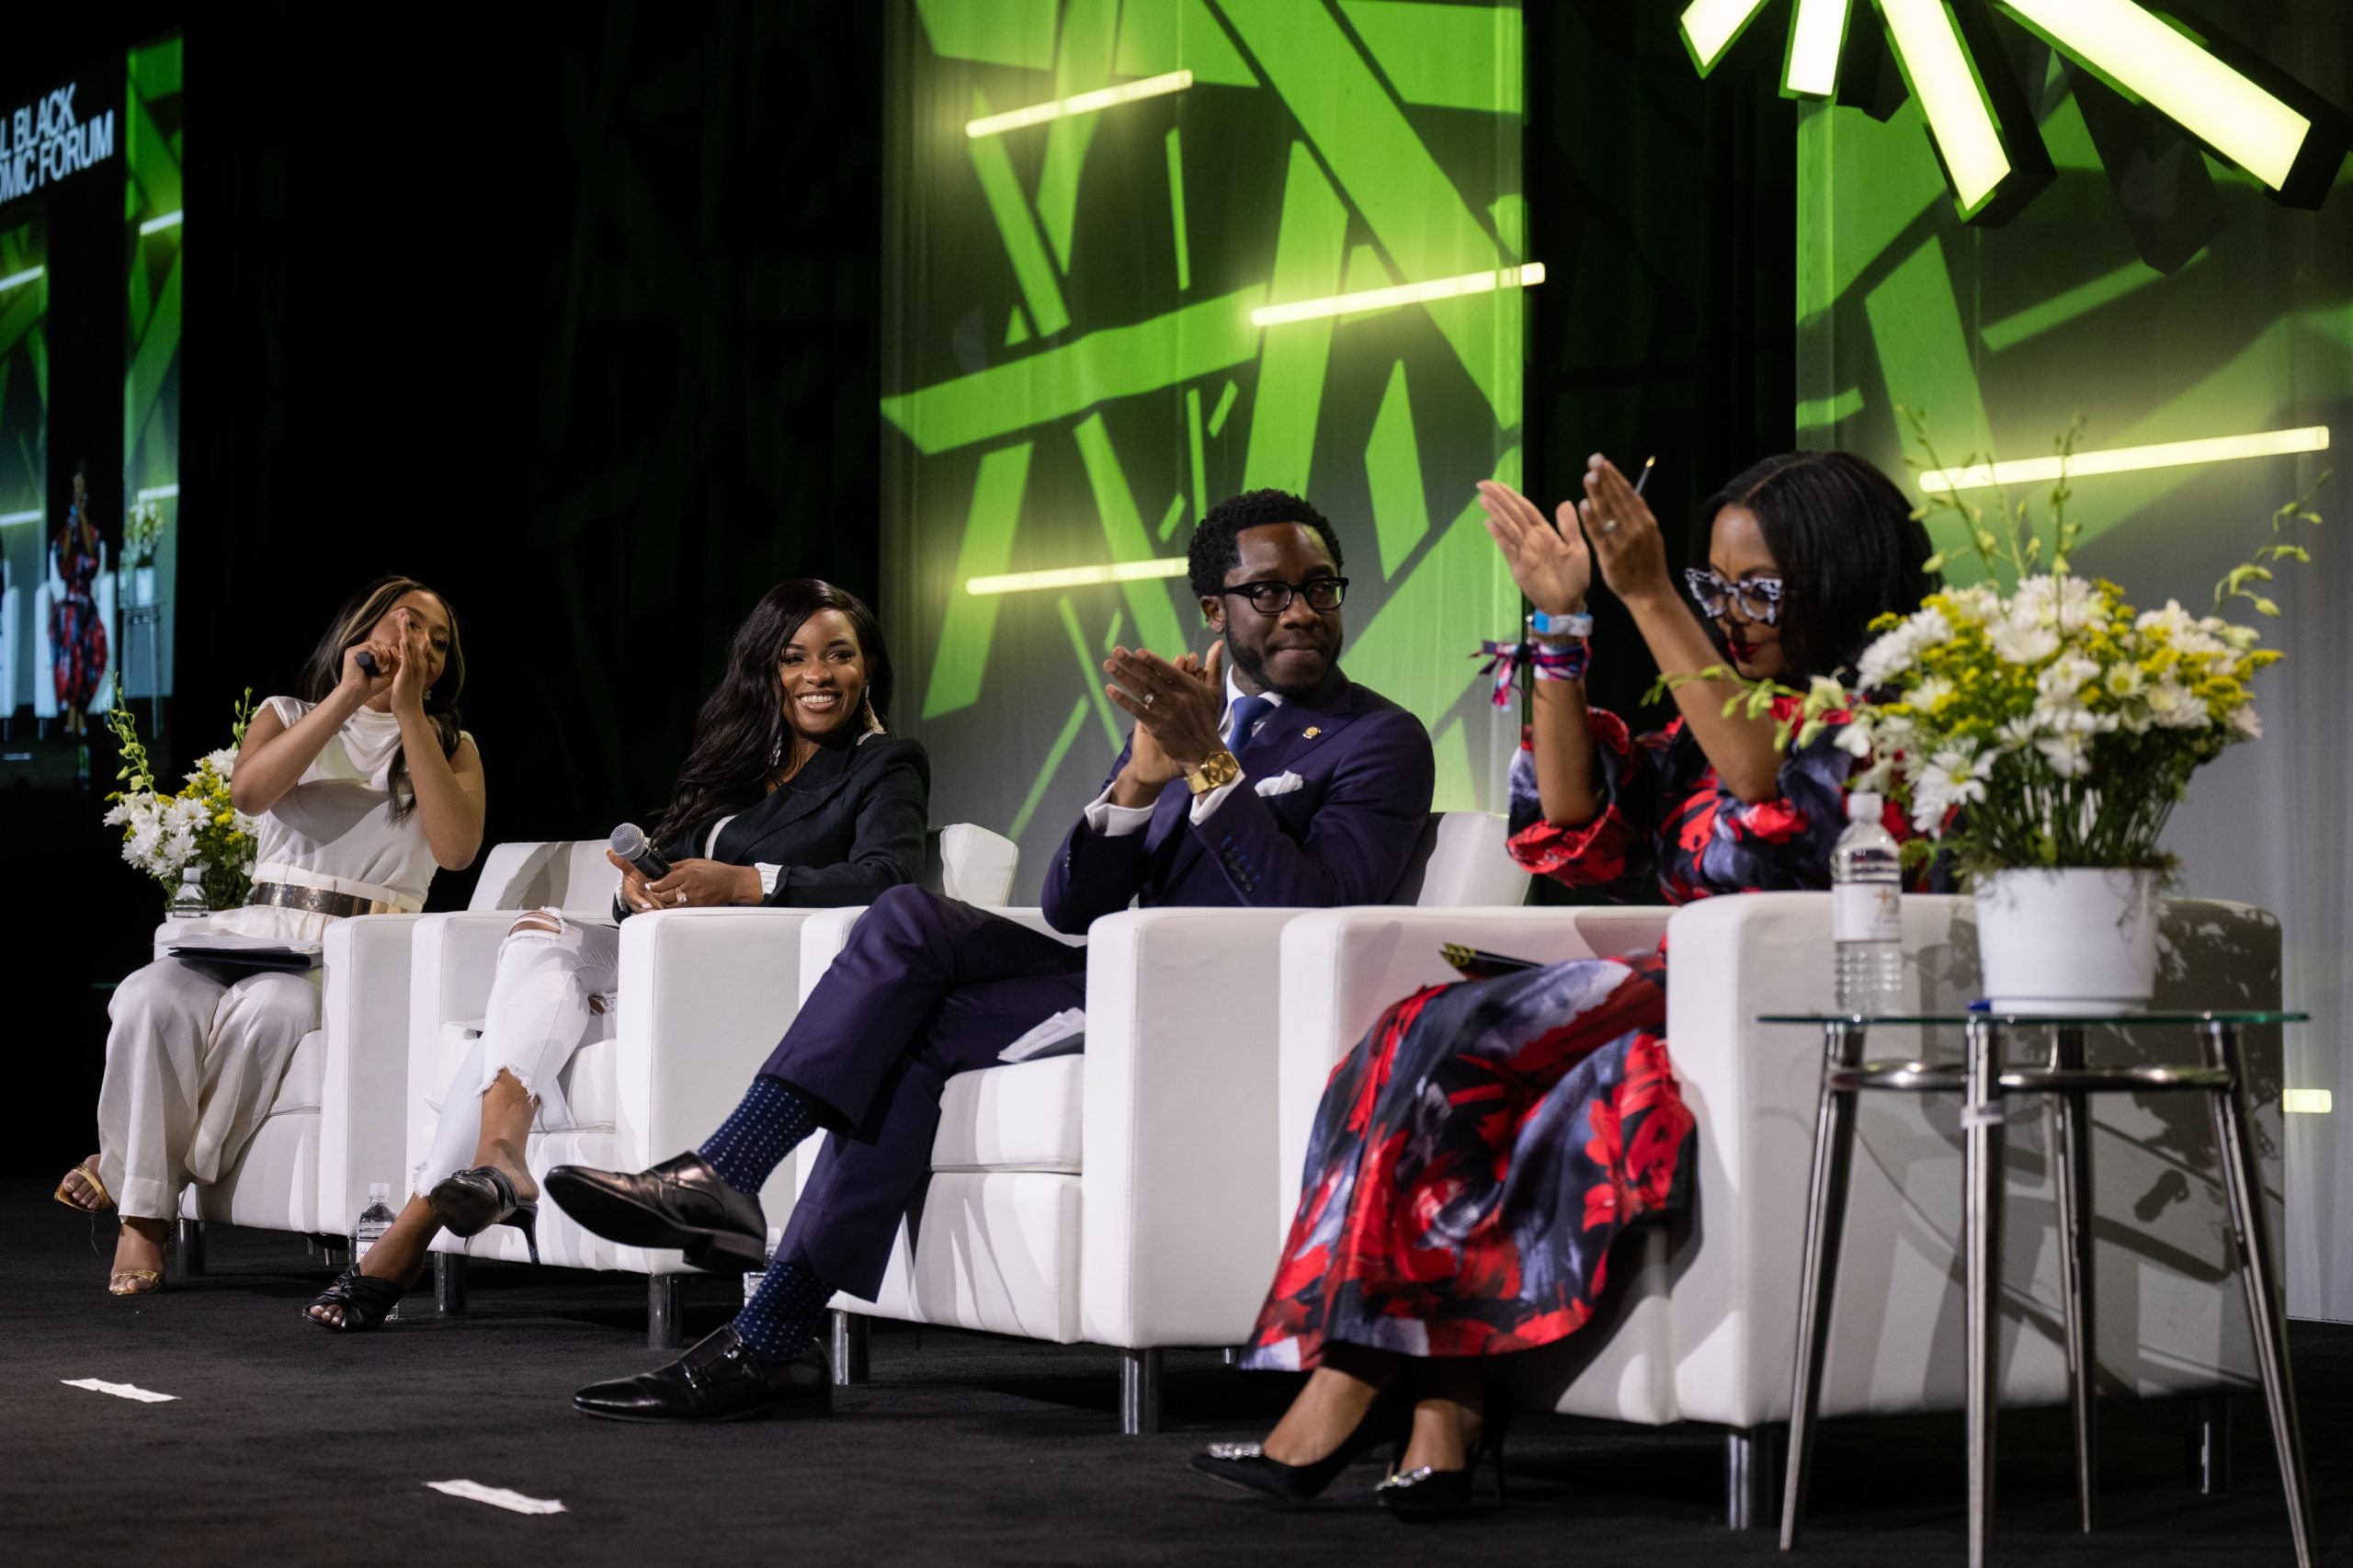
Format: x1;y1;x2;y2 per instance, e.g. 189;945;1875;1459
618;733;930;917
1039;670;1435;934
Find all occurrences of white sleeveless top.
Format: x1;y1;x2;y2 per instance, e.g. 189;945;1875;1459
201;694;465;945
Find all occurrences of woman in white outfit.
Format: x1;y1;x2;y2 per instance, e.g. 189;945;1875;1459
56;576;485;1295
306;579;928;1330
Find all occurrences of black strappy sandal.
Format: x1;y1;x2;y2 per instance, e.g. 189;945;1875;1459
305;1263;407;1331
427;1165;541;1264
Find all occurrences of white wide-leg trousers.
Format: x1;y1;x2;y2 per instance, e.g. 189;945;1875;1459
97;959;324;1221
415;913;620;1199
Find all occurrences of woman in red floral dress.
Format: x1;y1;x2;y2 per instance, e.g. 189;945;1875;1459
1194;450;1935;1517
51;461;109;736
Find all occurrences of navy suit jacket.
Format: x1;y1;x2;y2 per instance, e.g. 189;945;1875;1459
1038;670;1436;934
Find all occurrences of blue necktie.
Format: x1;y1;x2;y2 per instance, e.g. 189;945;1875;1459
1225;695;1274;758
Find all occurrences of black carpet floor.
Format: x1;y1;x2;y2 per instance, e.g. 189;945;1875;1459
4;1181;2347;1567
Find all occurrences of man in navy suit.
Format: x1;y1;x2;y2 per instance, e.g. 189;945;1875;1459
551;489;1437;1422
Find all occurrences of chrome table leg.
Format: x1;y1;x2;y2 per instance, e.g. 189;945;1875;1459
434;1253;469;1315
2050;1024;2098;1531
1963;1016;2005;1568
1780;1019;1865;1550
1120;1347;1163;1436
830;1308;870;1386
2200;1021;2313;1568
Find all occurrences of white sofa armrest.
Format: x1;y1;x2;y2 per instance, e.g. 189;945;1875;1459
615;907;823;1261
1274;904;1674;1249
318;913;426;1231
1078;905;1315;1349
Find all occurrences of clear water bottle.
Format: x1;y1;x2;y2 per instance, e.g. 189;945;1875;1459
169;866;209;919
1832;791;1904;1015
353;1182;398;1318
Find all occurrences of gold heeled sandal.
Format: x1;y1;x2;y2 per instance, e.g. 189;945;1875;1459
55;1158;115;1214
109;1268;165;1297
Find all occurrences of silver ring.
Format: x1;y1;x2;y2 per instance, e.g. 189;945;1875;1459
674;890;686;905
1142;690;1156;707
1599;518;1621;535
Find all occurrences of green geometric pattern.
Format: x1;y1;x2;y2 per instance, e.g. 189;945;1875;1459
1796;85;2353;585
882;0;1526;891
123;32;184;698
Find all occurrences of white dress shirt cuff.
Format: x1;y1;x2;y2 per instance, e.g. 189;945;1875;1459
1083;786;1157;837
1188;776;1245;824
755;863;781;898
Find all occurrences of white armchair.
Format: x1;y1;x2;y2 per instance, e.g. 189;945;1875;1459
163;841;608;1265
808;810;1530;1430
1;556;18;736
1276;892;2286;1524
413;826;1017;1345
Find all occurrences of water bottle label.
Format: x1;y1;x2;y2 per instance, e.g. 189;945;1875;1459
1834;882;1901;943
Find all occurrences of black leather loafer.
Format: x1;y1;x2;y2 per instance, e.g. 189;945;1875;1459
544;1152;767;1271
572;1326;832;1423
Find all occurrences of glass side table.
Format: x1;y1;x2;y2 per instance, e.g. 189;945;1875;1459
1759;1010;2313;1568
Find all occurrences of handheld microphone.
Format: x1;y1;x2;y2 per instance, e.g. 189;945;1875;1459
355;650;381;676
609;823;672;881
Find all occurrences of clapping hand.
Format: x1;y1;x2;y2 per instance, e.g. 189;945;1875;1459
1475;481;1591;616
1577;453;1673;606
1102;641;1227;805
387;608;435;712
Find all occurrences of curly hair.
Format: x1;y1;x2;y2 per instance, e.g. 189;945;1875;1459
1187;488;1346;599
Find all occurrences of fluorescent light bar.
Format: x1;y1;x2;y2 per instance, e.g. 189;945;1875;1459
1680;0;1770;74
0;508;42;526
138;210;184;236
0;265;44;294
137;483;180;501
2284;1089;2334;1115
966;70;1193;139
1253;263;1545;328
2003;0;2310;189
1881;0;2011;212
1783;0;1851;97
1919;426;2331;493
967;558;1188;597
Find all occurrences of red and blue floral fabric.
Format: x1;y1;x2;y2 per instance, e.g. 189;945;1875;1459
1244;710;1860;1371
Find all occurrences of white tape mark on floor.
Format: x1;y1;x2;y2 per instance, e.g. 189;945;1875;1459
425;1480;566;1516
62;1378;177;1403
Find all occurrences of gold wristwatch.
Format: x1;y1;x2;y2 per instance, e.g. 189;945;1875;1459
1186;749;1241;795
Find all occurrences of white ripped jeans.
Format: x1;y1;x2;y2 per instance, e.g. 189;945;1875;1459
414;912;620;1199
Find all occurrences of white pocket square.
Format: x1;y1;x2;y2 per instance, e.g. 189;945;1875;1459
1254;771;1306;797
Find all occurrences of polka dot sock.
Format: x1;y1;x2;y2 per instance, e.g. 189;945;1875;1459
734;1260;834;1361
696;1074;816;1197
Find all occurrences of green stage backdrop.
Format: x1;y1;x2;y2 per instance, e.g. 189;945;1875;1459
881;0;1528;891
122;32;183;701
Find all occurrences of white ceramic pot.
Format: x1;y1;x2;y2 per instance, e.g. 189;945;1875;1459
1974;868;2160;1015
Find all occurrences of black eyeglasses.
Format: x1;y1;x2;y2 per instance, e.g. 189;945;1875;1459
1683;567;1784;626
1220;576;1349;615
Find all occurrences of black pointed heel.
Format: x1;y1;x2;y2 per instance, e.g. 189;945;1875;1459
1190;1384;1411;1503
304;1263;408;1331
428;1165;541;1265
1377;1403;1515;1519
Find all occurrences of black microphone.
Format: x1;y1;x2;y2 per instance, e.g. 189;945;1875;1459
355;650;381;676
609;822;672;881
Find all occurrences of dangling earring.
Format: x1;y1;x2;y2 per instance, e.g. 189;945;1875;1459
862;694;885;735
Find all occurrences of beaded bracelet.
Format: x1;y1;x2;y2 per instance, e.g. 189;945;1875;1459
1474;637;1592;708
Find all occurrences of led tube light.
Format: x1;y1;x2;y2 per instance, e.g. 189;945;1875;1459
1881;0;2012;213
0;265;45;294
1918;426;2330;493
2001;0;2310;190
966;71;1193;139
967;558;1188;596
1253;263;1545;328
1783;0;1851;97
1680;0;1771;74
136;484;180;502
138;210;183;236
2284;1089;2334;1115
0;508;43;526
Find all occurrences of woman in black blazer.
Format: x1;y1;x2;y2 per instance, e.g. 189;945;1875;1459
308;581;926;1330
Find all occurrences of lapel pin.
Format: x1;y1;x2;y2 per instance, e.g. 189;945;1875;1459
1302;726;1322;739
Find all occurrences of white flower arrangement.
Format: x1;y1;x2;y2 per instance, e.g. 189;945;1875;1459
102;687;261;910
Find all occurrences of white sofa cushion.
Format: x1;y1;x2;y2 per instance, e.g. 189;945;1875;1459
932;1058;1084;1174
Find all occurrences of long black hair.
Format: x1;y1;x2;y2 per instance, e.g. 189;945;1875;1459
649;579;894;846
1693;451;1937;680
295;574;467;820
